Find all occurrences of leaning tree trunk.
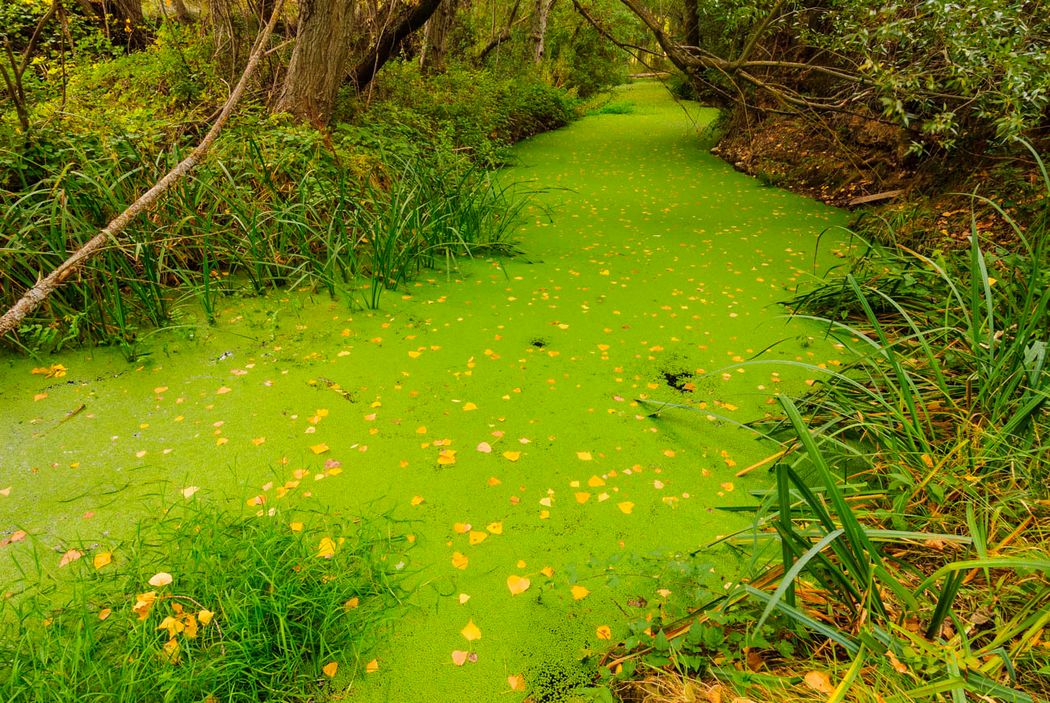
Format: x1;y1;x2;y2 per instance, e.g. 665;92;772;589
681;0;699;48
274;0;357;126
348;0;443;91
420;0;460;74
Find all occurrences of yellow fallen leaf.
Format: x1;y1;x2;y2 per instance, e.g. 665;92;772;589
462;402;477;411
451;650;469;666
33;393;48;401
596;625;612;640
587;475;606;487
571;585;590;600
617;501;635;514
461;619;482;641
93;551;112;570
576;451;593;461
437;449;457;466
804;671;834;695
148;572;173;587
469;531;488;545
316;537;337;558
289;522;304;532
411;495;425;506
502;451;521;462
344;597;359;610
453;522;472;534
508;674;526;691
98;608;112;620
365;659;379;673
486;522;503;534
458;593;471;604
575;492;591;504
507;574;531;595
216;386;232;395
181;486;200;499
310;443;330;455
720;482;734;492
323;661;338;678
132;591;157;620
540;566;555;578
251;437;266;446
451;551;469;569
198;609;214;625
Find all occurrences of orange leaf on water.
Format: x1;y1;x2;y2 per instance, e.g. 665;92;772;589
310;443;330;455
365;659;379;673
451;650;469;666
571;585;590;600
617;501;635;514
596;625;612;640
507;674;526;691
58;549;82;568
451;551;469;569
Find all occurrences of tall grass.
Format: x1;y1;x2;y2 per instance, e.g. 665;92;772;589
0;127;526;355
0;497;408;701
607;152;1050;701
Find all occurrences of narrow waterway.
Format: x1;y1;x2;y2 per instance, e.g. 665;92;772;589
0;80;850;701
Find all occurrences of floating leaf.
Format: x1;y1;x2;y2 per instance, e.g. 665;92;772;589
451;650;469;666
476;442;492;453
507;575;531;595
411;495;425;506
617;501;635;514
451;551;469;569
438;449;458;466
181;486;200;499
461;620;482;641
453;522;471;534
289;522;304;532
310;443;330;455
462;402;478;412
576;451;593;461
508;674;526;691
571;585;590;600
596;625;612;640
486;522;503;534
469;531;488;545
502;451;521;462
365;659;379;673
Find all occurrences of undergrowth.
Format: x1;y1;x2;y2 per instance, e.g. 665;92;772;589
603;151;1050;702
0;497;409;701
0;31;573;357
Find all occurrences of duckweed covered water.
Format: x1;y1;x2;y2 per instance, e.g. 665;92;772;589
0;81;852;701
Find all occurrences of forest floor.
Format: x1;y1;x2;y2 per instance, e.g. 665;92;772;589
0;81;857;701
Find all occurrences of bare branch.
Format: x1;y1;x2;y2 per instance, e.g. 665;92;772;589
0;0;287;338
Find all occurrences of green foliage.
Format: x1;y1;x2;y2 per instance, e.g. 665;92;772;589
0;498;408;701
1;44;563;353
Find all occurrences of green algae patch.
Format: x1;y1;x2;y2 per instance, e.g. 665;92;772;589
0;81;853;701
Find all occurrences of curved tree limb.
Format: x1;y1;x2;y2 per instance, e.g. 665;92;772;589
0;0;286;338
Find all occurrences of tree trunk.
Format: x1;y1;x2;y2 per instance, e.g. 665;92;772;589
528;0;555;65
348;0;443;91
681;0;699;48
419;0;459;74
274;0;357;126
